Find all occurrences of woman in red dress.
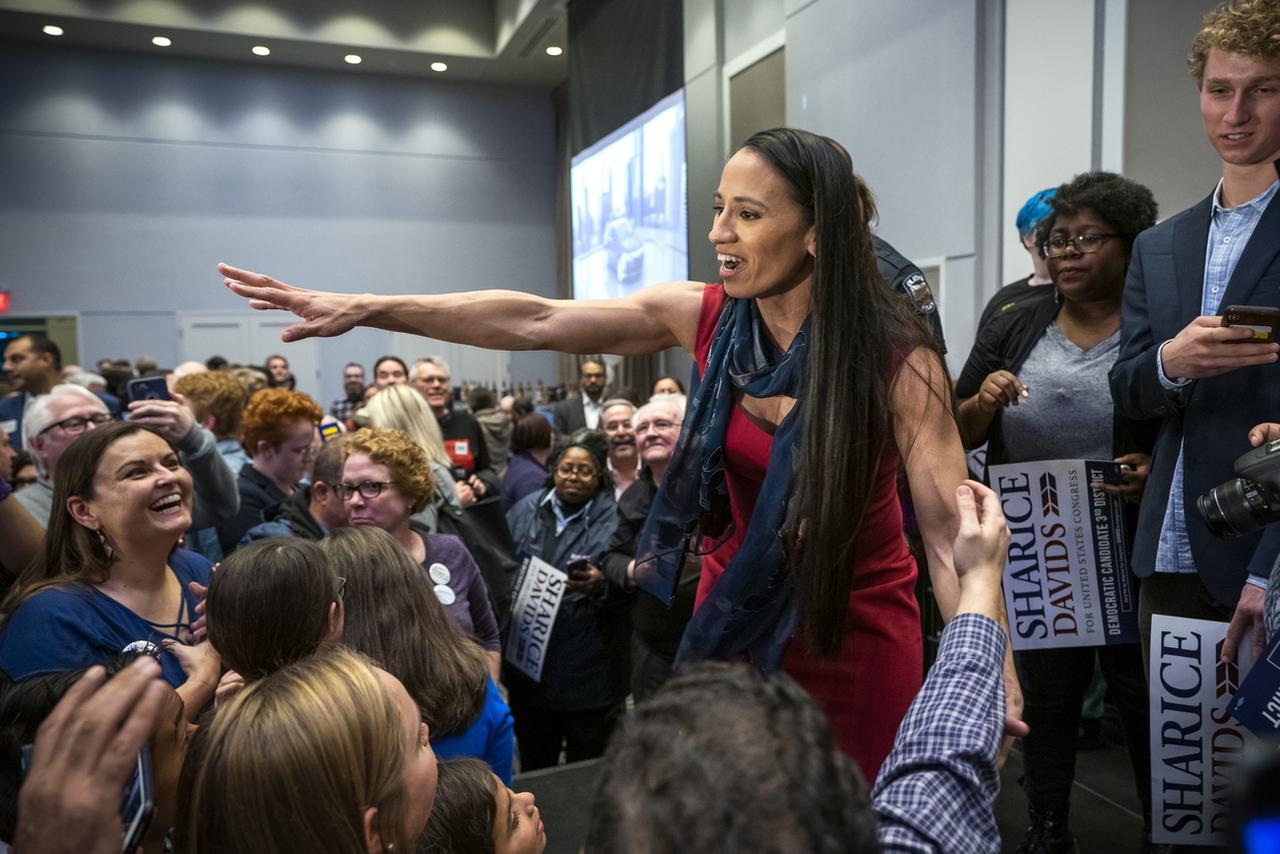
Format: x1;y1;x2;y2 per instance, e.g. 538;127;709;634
221;127;1019;781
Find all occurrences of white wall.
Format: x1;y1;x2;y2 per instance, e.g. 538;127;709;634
0;41;560;405
1001;0;1097;286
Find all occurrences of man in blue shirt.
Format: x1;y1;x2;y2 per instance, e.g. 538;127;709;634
0;335;64;452
1109;0;1280;667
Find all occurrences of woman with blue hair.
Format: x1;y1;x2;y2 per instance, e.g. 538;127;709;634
978;187;1059;328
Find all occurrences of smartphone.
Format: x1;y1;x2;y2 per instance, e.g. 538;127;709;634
21;742;154;853
1222;305;1280;344
126;376;171;403
565;555;591;579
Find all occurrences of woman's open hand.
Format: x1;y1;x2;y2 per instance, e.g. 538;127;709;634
219;263;366;342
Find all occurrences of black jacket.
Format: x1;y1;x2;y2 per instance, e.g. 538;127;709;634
602;470;699;658
218;464;288;553
1109;188;1280;601
956;287;1159;475
438;406;500;496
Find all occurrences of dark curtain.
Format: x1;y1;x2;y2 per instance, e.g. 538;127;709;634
567;0;683;156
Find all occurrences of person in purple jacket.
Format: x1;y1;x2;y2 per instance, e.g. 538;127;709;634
340;428;502;680
325;526;515;785
501;413;554;512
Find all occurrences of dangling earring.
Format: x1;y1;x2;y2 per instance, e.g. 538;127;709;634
96;529;114;559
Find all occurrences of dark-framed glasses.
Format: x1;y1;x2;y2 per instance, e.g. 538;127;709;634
1041;233;1122;258
555;463;598;480
38;412;111;437
335;480;394;500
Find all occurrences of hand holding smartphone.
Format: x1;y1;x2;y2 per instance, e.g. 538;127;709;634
1222;305;1280;344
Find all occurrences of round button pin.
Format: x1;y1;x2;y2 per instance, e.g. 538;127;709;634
428;562;451;585
434;584;456;606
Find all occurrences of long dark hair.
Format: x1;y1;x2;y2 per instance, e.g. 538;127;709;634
206;538;341;680
321;526;488;738
2;421;176;616
740;128;941;655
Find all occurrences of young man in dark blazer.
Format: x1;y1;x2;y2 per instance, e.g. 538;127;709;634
551;359;608;439
1109;0;1280;667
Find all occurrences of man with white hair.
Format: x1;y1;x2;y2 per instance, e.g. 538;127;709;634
16;385;112;523
18;385;238;534
411;356;498;504
601;394;697;700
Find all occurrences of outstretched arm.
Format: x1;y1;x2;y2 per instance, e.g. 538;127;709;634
219;263;704;356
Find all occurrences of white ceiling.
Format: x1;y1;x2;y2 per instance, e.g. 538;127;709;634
0;0;570;86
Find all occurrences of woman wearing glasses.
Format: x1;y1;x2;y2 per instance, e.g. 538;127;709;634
217;387;324;552
341;428;502;680
955;171;1159;853
0;421;219;719
503;432;623;770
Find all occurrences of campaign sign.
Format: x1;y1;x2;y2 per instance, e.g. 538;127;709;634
1149;616;1253;846
990;459;1137;650
1228;628;1280;737
503;556;568;683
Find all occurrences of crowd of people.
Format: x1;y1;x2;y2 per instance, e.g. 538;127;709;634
0;1;1277;851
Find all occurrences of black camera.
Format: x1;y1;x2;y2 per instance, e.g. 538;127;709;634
1198;438;1280;538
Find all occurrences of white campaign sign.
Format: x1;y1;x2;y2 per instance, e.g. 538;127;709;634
503;555;568;683
1149;616;1253;846
990;459;1138;650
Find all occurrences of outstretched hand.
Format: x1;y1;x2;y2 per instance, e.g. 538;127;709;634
219;263;365;342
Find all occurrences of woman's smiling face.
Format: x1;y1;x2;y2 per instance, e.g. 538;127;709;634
708;148;816;301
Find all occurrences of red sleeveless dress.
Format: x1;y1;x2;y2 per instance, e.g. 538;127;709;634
693;284;923;782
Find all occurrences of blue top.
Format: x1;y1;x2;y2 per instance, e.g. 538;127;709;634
430;676;515;785
0;549;212;688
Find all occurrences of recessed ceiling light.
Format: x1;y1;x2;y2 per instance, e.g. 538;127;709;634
251;45;270;57
344;54;362;65
430;61;448;72
42;24;63;36
152;35;172;47
545;46;563;56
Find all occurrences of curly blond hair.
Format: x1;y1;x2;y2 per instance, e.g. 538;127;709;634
346;428;436;513
1189;0;1280;84
241;388;323;456
175;371;247;441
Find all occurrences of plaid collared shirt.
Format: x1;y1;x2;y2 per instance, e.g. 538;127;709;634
873;612;1006;853
1154;179;1280;575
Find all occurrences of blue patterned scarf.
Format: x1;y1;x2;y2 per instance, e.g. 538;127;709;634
633;292;809;672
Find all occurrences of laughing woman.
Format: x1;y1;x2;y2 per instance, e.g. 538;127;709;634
0;421;219;718
221;127;1012;779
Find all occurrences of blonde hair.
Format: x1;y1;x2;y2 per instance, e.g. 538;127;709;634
346;428;437;514
176;648;411;854
365;384;452;468
174;371;247;441
1189;0;1280;84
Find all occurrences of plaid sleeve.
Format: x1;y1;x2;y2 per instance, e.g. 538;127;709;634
872;612;1006;854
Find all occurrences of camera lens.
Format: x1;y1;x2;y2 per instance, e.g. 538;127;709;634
1197;478;1273;538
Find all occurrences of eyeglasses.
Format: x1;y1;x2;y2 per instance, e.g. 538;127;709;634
555;463;598;480
1041;233;1123;258
417;376;450;386
336;576;347;600
335;480;394;500
38;413;111;437
634;419;680;435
